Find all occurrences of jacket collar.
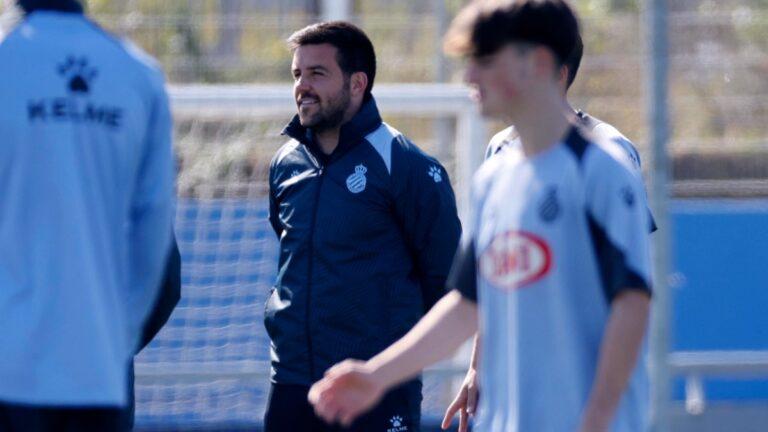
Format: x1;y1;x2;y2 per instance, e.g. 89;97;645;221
20;0;84;14
282;97;383;163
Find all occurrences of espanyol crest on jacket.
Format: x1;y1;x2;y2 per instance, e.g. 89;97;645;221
346;164;368;193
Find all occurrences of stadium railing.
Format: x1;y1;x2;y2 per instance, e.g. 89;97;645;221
669;350;768;415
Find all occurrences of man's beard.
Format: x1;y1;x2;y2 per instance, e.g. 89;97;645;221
299;81;351;133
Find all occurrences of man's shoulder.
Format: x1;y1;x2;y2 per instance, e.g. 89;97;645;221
271;139;302;168
89;26;166;92
113;37;165;81
580;114;642;173
485;126;518;159
383;123;443;171
73;16;167;93
558;126;634;179
472;148;510;195
580;135;641;192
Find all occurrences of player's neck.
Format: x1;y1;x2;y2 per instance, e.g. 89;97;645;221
315;128;340;155
513;93;571;157
564;100;578;119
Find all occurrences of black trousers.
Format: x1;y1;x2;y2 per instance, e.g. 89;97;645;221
264;381;421;432
0;401;128;432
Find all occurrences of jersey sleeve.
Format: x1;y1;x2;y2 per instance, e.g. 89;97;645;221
392;145;462;312
448;235;478;302
591;123;656;233
585;151;652;303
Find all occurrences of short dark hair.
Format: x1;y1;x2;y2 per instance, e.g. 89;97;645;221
564;31;583;89
18;0;83;13
288;21;377;101
444;0;580;69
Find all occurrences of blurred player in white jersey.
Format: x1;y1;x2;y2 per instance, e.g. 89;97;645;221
0;1;174;430
442;17;656;432
308;1;652;431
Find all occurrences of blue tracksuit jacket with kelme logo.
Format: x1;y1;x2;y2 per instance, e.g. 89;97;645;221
266;98;461;385
0;6;173;406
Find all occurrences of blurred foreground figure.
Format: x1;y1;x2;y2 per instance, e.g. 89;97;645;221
0;1;174;430
442;11;656;432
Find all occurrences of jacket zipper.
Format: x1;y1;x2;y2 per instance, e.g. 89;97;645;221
305;163;324;381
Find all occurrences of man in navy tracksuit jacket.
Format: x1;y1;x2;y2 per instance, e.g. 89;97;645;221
265;22;461;431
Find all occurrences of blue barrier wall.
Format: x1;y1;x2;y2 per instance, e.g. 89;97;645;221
672;200;768;400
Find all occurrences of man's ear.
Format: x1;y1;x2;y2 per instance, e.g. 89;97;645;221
350;71;368;97
531;46;559;80
559;64;569;87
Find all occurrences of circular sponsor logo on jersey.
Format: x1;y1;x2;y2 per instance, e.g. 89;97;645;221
479;231;552;290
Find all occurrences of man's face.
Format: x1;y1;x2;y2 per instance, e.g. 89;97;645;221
463;44;536;119
292;43;352;131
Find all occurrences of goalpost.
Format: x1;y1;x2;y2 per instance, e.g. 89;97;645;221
644;1;672;431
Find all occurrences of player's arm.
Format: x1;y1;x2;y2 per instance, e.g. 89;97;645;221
578;291;650;432
579;154;653;431
441;333;481;432
440;127;511;432
136;235;181;353
127;76;175;351
309;290;478;427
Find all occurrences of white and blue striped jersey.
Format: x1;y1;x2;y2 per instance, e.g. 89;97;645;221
0;11;174;406
450;127;652;432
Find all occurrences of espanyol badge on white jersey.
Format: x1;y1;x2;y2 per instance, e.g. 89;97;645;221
346;164;368;193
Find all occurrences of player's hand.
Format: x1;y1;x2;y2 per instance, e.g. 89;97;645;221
308;359;386;427
441;366;479;431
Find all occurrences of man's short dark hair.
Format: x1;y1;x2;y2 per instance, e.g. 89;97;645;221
17;0;83;14
564;31;583;89
444;0;580;69
288;21;377;101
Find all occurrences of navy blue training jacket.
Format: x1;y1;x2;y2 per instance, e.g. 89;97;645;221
266;98;462;385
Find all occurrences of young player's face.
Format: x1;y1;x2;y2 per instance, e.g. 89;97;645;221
292;43;352;131
464;44;534;120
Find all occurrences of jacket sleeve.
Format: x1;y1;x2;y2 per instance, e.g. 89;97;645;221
127;75;175;351
392;144;462;312
137;235;181;353
268;157;283;239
